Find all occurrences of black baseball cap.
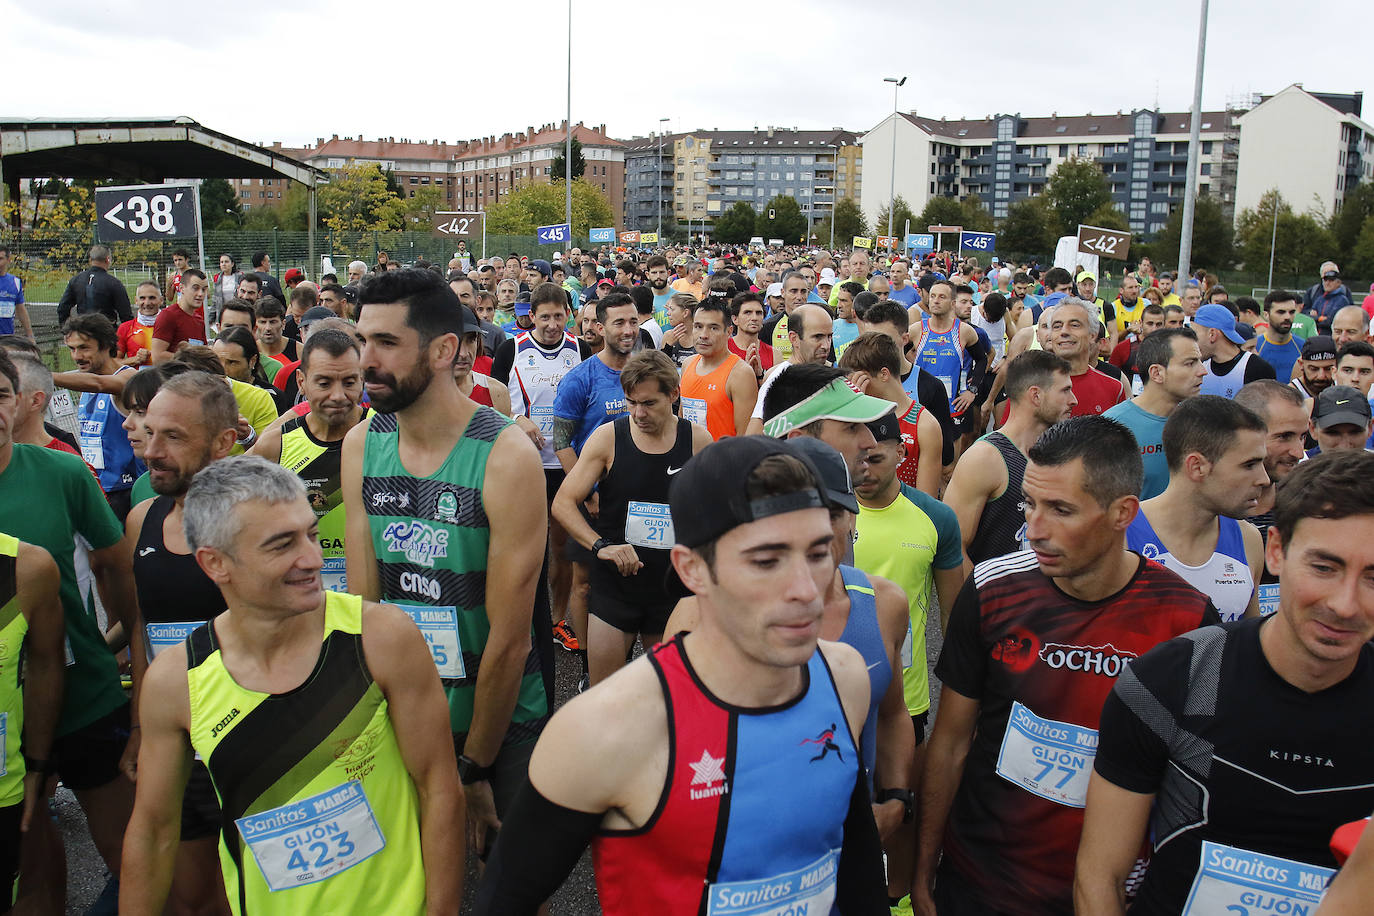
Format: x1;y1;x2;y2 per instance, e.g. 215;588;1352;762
785;437;859;515
1311;385;1372;430
669;438;826;548
299;306;336;330
1301;335;1338;362
866;411;902;444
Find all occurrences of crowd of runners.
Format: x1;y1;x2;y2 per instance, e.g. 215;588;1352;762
0;237;1370;915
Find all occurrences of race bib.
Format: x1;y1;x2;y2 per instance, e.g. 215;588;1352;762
145;621;200;659
625;501;674;549
321;557;347;594
0;302;13;320
900;621;914;669
1182;841;1332;915
1257;583;1280;617
707;849;838;916
237;781;386;892
995;701;1097;808
47;389;78;429
530;405;555;437
394;604;464;678
681;396;708;426
78;420;105;470
937;375;954;398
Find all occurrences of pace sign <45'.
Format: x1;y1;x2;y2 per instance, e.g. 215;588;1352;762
959;231;996;253
536;223;571;245
96;184;198;241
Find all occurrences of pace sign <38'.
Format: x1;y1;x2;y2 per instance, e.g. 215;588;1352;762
95;184;198;241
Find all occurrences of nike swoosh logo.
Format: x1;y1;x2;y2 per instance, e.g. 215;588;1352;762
1337;399;1352;405
138;547;155;556
667;467;683;475
867;660;883;671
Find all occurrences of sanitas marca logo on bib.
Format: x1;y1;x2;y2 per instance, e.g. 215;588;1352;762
382;520;449;567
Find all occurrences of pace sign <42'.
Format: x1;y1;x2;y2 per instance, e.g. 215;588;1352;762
96;184;198;241
1076;224;1132;260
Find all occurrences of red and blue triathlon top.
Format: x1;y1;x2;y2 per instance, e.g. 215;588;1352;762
592;635;858;916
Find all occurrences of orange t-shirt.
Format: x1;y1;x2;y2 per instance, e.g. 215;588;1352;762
680;353;742;440
117;319;156;363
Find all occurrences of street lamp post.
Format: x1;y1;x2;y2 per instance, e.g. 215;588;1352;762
884;76;907;248
657;117;670;239
1176;0;1209;282
564;0;573;232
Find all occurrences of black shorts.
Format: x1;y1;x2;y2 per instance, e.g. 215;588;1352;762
588;562;676;636
51;703;130;791
106;487;133;524
181;762;222;842
543;468;566;506
912;711;930;748
948;410;969;437
0;803;18;914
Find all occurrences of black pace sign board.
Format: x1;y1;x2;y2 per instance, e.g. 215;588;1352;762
1076;224;1132;260
95;184;198;241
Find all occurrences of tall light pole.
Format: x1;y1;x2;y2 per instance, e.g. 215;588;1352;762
884;76;907;248
828;144;836;251
657;117;670;239
1175;0;1209;282
564;0;573;233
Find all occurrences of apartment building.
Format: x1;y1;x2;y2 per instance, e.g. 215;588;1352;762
860;108;1237;238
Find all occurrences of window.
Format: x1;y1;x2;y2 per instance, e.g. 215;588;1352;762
1059;145;1069;157
771;172;780;180
676;157;685;165
995;189;1009;199
741;171;754;180
725;170;738;180
694;171;705;180
1202;141;1213;155
996;150;1011;162
1078;144;1091;157
1135;112;1153;135
677;172;685;180
1201;163;1211;176
770;156;781;165
800;171;812;180
1150;201;1170;214
1034;145;1048;158
1131;188;1147;200
799;188;810;197
998;118;1014;140
785;172;795;181
784;156;795;165
725;187;738;197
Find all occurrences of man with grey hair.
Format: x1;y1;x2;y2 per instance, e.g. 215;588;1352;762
121;456;464;914
1049;298;1130;416
57;244;133;325
346;260;368;285
117;370;237;912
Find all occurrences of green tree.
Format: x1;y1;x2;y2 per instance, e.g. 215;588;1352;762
200;178;243;231
999;197;1059;259
1350;213;1374;280
1331;182;1374;268
959;194;994;232
401;186;447;230
713;201;758;244
484;179;614;239
814;197;868;247
1045;158;1112;235
550;136;586;182
1235;190;1335;282
1083;201;1129;232
873;195;917;240
755;195;807;245
1152;195;1233;271
318;163;405;232
915;196;965;235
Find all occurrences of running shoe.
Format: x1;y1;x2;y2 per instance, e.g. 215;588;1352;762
552;618;580;652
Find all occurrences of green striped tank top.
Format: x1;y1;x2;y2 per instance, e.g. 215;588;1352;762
360;407;547;746
0;533;27;809
186;591;425;916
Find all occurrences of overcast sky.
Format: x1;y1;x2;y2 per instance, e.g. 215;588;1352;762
5;0;1366;149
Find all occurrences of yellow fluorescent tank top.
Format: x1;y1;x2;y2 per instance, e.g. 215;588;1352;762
0;533;27;809
186;591;424;915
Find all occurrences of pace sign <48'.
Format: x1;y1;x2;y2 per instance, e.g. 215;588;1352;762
96;184;197;241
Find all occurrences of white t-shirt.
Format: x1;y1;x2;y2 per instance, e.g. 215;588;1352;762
752;362;792;420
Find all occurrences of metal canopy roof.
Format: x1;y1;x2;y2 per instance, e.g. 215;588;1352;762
0;117;326;186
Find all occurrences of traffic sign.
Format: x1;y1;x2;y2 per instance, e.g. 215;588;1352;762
536;223;571;245
620;231;641;245
432;211;483;239
1076;225;1132;260
639;232;659;245
589;227;615;244
927;225;962;235
906;233;935;253
768;239;784;247
876;236;897;250
959;231;997;253
852;236;873;249
96;184;197;241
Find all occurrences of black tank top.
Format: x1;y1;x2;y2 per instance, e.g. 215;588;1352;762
134;495;227;624
594;416;693;595
967;431;1029;564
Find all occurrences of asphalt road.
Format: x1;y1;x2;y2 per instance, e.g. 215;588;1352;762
59;604;946;914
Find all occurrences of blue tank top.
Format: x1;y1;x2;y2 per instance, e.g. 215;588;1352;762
914;317;964;411
78;375;142;492
837;566;891;790
1126;511;1252;621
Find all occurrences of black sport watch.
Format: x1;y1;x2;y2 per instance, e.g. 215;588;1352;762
457;754;495;785
591;537;613;555
877;787;915;823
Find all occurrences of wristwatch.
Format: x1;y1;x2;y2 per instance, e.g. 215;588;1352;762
457;754;495;785
877;787;915;823
591;537;613;555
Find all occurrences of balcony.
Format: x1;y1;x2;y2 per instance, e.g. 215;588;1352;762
938;154;957;165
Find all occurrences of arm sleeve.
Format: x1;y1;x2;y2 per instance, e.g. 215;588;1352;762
472;782;603;916
835;771;890;914
1246;355;1277;382
490;339;516;385
964;334;990;388
1093;640;1191;793
932;575;987;700
914;370;956;465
